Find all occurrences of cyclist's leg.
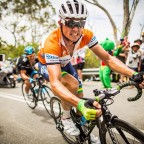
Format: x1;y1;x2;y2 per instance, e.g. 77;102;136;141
24;69;39;95
60;73;80;136
61;62;83;97
60;63;84;136
61;62;84;113
37;62;80;135
62;63;100;142
61;73;79;111
21;70;31;95
24;79;31;95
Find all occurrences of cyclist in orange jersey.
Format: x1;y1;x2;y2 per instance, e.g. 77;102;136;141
36;0;144;142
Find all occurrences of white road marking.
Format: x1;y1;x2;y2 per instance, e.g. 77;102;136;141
0;92;45;108
0;92;144;136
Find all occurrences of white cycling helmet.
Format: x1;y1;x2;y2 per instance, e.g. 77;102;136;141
59;0;88;19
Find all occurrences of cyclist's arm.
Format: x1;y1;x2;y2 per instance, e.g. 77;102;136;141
47;64;81;108
91;44;135;77
20;70;30;81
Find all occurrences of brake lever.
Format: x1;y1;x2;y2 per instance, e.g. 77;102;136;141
105;88;120;97
93;89;106;96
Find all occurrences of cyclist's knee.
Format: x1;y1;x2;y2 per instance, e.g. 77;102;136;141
61;100;72;110
33;73;39;79
24;79;31;87
62;77;79;93
77;92;83;98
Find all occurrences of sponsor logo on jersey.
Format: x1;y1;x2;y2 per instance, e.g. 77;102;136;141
59;55;71;66
45;54;60;64
87;36;98;48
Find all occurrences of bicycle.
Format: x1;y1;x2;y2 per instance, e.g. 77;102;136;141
22;76;54;116
50;81;144;144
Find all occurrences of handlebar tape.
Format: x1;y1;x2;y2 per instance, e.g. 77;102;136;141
117;81;142;101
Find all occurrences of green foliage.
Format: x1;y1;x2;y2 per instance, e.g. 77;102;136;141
0;42;39;59
84;49;100;68
0;0;57;46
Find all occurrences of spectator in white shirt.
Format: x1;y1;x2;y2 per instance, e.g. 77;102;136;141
140;32;144;71
126;42;141;72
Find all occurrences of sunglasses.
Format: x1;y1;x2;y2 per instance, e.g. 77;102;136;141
26;53;35;57
63;19;86;28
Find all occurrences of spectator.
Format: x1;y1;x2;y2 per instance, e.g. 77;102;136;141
117;36;130;82
140;32;144;71
76;47;87;81
121;36;130;48
70;56;78;72
126;42;141;72
133;39;143;72
77;56;85;81
134;39;142;46
141;32;144;51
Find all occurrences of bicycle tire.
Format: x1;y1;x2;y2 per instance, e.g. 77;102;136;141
50;97;80;144
9;79;16;88
40;84;54;116
22;82;37;109
100;117;144;144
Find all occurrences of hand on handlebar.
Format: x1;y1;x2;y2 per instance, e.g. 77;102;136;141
77;100;102;121
131;72;144;88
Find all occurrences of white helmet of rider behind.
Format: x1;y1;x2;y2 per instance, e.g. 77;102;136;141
59;0;88;20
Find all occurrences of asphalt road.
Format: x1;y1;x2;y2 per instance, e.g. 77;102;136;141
0;81;144;144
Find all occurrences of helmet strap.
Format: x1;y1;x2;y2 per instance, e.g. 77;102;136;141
61;24;82;44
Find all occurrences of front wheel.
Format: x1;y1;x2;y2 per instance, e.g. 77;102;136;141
100;117;144;144
22;82;37;109
50;97;81;144
40;84;54;117
9;78;16;88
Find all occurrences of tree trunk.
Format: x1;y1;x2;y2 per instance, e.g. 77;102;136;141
85;0;118;43
85;0;140;44
122;0;139;38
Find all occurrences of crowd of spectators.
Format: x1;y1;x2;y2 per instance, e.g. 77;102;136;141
117;32;144;84
70;32;144;85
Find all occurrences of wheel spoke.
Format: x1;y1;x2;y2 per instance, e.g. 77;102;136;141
22;83;37;109
41;85;55;116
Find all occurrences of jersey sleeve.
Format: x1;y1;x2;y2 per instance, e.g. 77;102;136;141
82;29;98;48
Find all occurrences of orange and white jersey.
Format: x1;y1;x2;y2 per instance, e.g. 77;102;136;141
38;27;98;67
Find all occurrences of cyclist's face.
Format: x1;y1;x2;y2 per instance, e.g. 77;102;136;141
132;46;139;52
62;18;85;42
27;53;35;62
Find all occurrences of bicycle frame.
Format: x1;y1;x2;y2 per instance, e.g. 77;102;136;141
30;76;45;102
50;81;144;143
70;107;97;143
70;95;144;144
30;81;40;102
97;99;117;143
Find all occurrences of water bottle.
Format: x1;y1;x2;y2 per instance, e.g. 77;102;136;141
80;116;87;126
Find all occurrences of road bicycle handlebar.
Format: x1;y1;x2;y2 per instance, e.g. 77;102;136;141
93;81;142;102
117;81;142;101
